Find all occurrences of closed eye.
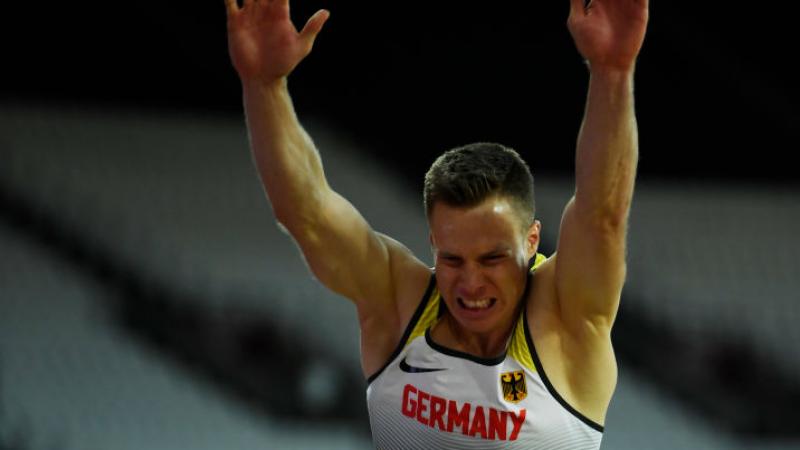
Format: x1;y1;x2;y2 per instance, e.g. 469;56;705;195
482;254;508;265
439;255;463;266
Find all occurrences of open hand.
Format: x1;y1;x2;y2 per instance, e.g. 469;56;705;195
567;0;648;73
225;0;330;83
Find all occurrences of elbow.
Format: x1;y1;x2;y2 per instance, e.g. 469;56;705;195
600;204;631;235
271;187;327;236
274;206;320;242
574;194;632;236
273;206;296;232
272;204;297;234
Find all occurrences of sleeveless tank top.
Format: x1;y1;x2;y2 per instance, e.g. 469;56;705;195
366;254;603;449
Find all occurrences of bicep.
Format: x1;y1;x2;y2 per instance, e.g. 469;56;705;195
284;189;427;319
553;195;628;334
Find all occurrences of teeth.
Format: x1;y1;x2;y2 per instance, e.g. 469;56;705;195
462;299;491;309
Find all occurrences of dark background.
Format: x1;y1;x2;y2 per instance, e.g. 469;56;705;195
3;2;800;445
3;2;798;184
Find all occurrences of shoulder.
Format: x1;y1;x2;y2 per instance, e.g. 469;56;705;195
525;253;617;426
359;234;433;377
378;233;434;324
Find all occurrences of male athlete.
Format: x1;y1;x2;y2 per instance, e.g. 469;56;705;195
224;0;648;448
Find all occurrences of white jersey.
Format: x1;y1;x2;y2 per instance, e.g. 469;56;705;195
366;254;603;450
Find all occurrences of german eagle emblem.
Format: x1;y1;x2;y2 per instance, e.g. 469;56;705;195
501;370;527;403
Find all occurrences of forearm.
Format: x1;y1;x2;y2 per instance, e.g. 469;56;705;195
242;77;329;227
574;69;639;227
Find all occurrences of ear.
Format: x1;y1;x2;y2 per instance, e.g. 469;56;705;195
525;220;541;259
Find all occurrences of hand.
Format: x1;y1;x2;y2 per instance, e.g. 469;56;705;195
567;0;648;74
225;0;330;84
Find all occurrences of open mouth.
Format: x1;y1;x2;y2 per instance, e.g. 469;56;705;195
457;298;497;311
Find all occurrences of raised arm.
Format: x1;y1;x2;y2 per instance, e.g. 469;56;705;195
226;0;331;229
224;0;430;353
554;0;648;334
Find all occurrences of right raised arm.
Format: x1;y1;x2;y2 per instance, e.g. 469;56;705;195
225;0;430;330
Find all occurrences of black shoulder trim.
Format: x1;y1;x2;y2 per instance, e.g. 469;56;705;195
366;273;436;384
523;309;605;433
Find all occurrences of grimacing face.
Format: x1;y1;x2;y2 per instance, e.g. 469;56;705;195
429;195;540;336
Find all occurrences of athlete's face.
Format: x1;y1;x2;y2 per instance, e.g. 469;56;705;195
429;196;540;336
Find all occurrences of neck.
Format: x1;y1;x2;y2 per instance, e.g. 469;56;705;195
432;272;531;359
439;312;516;359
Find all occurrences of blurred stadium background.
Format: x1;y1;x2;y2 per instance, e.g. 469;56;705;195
2;2;798;449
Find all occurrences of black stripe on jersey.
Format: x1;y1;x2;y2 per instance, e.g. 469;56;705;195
424;328;507;366
523;307;605;433
367;273;437;384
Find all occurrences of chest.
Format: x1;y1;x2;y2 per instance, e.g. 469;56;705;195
366;336;601;450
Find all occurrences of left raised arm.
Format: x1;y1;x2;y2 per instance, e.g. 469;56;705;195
555;0;649;334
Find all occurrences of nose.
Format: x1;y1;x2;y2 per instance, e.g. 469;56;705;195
456;264;485;299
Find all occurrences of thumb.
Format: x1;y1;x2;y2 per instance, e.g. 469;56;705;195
299;9;330;49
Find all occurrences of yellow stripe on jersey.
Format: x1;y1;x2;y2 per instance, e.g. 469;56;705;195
531;252;547;271
507;312;536;372
407;288;441;344
510;252;547;372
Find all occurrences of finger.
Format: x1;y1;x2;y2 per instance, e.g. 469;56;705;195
268;0;290;17
224;0;238;16
299;9;330;48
